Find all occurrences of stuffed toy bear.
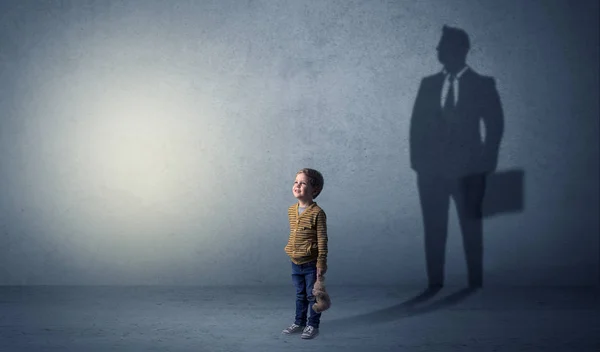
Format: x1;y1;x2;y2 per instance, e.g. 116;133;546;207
312;276;331;313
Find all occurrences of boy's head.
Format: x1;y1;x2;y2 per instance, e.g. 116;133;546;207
293;168;324;201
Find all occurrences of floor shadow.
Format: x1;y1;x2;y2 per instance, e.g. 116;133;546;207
325;287;478;332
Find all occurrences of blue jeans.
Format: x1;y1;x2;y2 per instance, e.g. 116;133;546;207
291;261;321;328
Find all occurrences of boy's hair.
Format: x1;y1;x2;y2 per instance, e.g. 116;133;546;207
296;168;324;199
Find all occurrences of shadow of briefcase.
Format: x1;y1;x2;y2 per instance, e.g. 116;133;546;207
483;169;525;218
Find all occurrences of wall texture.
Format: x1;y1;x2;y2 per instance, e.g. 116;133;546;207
0;0;598;286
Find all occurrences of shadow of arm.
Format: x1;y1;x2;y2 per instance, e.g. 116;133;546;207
481;78;504;172
409;79;427;171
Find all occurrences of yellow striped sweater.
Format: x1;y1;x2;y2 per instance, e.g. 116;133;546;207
284;202;328;270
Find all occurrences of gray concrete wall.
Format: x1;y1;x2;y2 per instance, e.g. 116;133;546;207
0;0;597;286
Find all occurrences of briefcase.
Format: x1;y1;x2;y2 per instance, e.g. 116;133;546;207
482;169;524;217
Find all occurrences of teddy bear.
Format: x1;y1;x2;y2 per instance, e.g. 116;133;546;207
312;276;331;313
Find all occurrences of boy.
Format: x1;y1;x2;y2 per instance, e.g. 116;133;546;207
282;168;328;339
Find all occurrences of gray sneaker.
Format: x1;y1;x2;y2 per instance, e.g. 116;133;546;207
282;323;305;334
301;325;319;339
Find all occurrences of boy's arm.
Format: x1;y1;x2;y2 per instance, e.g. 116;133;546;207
316;210;328;273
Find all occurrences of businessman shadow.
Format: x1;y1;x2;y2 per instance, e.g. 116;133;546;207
409;25;525;288
325;286;478;332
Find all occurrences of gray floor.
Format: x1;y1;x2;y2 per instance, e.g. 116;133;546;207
1;285;599;352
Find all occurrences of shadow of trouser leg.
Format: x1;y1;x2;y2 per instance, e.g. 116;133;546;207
455;175;485;287
418;175;451;287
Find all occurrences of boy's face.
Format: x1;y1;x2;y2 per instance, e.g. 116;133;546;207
293;173;315;202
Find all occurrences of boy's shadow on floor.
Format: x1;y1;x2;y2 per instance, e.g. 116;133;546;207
325;286;478;332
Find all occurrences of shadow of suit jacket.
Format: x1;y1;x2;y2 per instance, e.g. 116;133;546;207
410;68;504;177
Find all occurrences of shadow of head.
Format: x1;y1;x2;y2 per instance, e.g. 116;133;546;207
437;25;470;71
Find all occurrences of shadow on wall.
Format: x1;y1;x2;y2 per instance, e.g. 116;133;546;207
409;25;524;289
482;169;524;217
324;24;526;331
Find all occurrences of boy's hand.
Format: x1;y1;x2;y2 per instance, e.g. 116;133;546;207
317;268;325;280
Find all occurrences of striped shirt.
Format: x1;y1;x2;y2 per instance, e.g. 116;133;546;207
284;202;328;270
